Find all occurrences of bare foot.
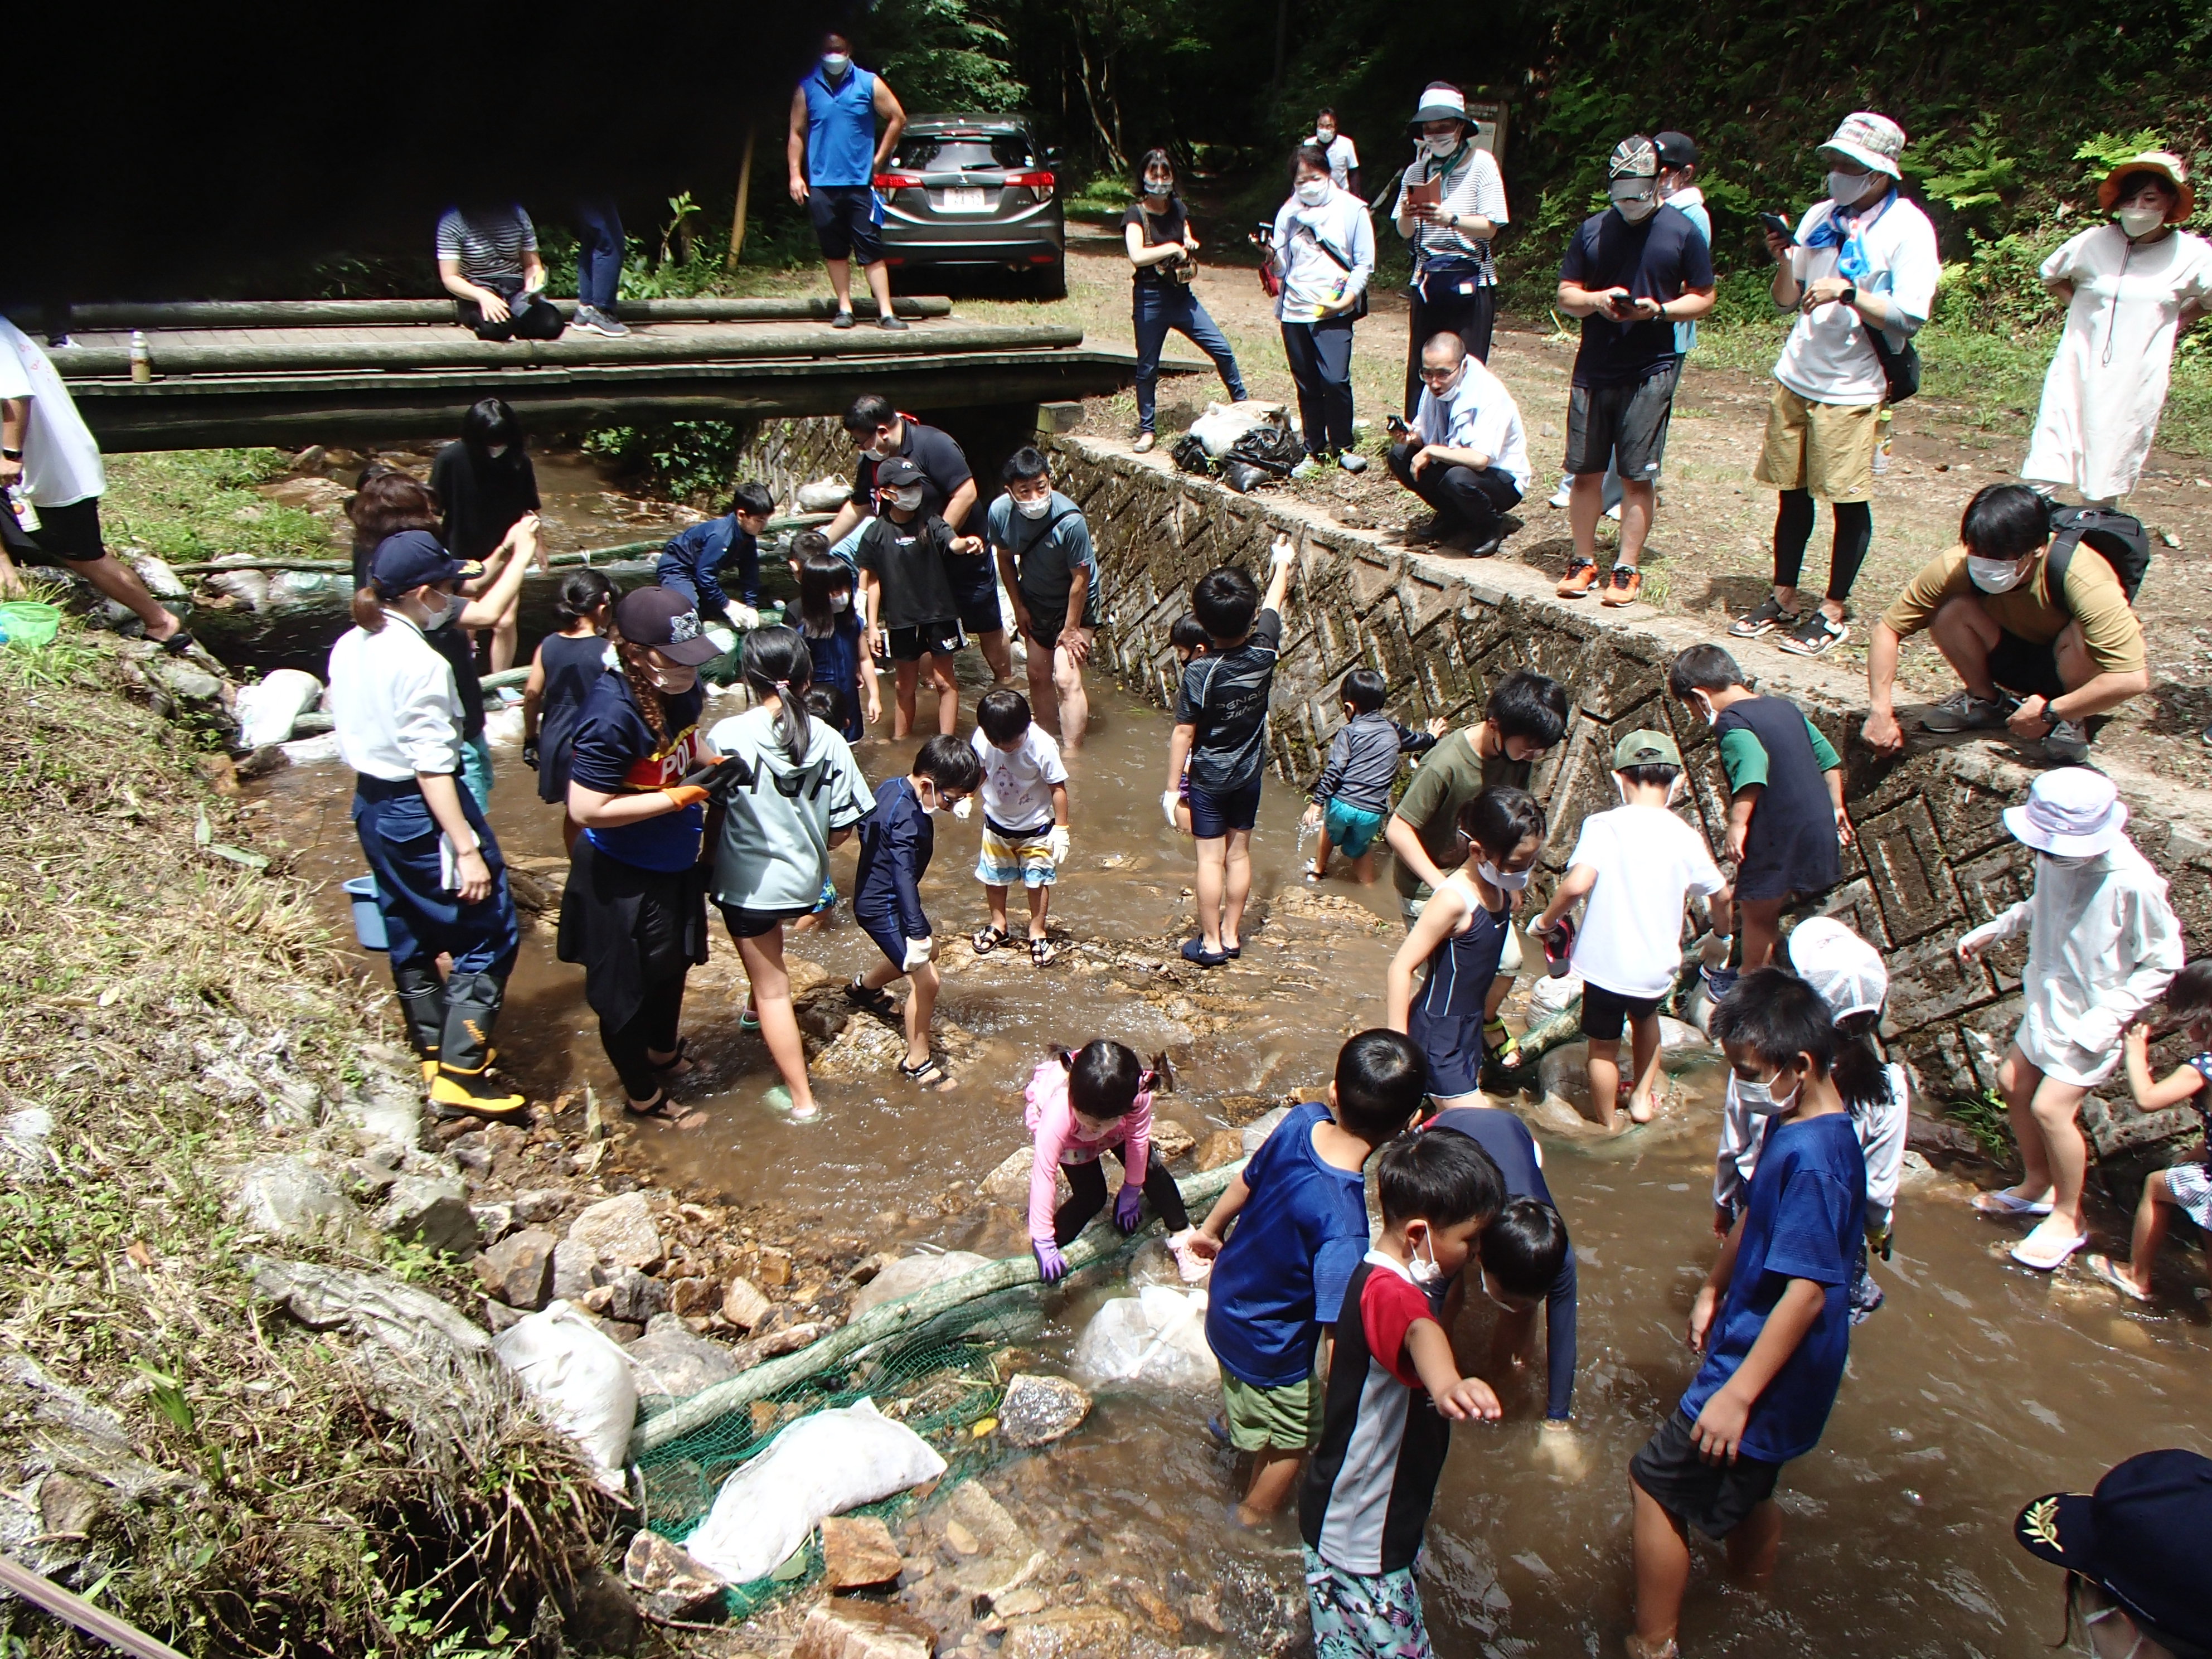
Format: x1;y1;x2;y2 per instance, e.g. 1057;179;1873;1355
1627;1094;1657;1124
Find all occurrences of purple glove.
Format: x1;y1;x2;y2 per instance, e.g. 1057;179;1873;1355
1115;1180;1144;1233
1032;1239;1068;1283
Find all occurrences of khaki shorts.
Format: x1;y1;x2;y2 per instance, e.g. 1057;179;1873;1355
1752;384;1880;503
1220;1366;1322;1452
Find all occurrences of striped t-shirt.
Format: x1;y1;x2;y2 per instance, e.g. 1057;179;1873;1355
1403;144;1509;285
434;206;538;285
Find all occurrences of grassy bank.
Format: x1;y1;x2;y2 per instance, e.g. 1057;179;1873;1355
100;448;333;566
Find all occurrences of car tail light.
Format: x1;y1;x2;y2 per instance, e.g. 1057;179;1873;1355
873;171;926;190
1005;170;1055;200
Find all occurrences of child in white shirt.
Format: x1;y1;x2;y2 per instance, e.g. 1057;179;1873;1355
969;688;1071;967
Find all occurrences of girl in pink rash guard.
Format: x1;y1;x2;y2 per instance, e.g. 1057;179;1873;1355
1024;1041;1199;1281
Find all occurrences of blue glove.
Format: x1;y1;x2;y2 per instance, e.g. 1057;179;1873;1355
1032;1239;1068;1283
1114;1180;1144;1233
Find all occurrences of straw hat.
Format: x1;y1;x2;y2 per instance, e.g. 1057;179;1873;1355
2097;151;2195;221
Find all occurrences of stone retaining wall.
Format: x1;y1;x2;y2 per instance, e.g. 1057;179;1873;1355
736;416;2212;1130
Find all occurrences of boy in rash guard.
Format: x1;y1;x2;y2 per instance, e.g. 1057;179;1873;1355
657;480;774;628
1301;667;1442;886
846;734;983;1089
1299;1131;1504;1658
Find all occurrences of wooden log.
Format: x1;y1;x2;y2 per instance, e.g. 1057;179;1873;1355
0;1555;187;1659
629;1160;1244;1457
164;516;834;578
11;297;952;331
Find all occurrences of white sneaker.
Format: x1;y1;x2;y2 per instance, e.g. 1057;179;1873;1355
1167;1229;1212;1284
1546;479;1573;510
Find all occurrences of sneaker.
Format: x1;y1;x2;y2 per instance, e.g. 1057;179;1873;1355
1729;596;1801;638
877;314;910;332
1133;431;1157;454
1338;451;1368;474
1600;565;1642;607
1775;610;1849;656
1919;688;2010;733
1604;501;1623;522
574;304;630;338
1556;559;1599;598
1546;478;1573;510
2043;718;2092;763
1291;457;1320;480
830;310;857;329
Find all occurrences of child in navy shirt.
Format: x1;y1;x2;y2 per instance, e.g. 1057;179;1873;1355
847;735;982;1089
657;480;773;627
1627;968;1865;1659
1190;1030;1429;1525
795;535;879;740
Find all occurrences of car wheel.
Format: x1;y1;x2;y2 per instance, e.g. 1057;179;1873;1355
1034;258;1067;301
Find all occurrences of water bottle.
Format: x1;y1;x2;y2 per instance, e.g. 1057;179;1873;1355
1872;406;1893;476
6;486;37;535
129;331;151;383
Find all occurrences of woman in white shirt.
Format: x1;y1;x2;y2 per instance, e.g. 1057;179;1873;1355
2024;152;2212;506
1264;145;1375;474
328;530;525;1121
1391;83;1508;415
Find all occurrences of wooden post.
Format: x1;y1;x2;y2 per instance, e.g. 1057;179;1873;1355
727;122;758;271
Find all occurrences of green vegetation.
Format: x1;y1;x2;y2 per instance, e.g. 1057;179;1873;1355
1946;1087;2019;1165
101;448;332;565
582;420;750;506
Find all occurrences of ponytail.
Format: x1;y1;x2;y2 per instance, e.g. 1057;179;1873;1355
740;625;815;764
613;638;673;749
351;587;387;632
1831;1010;1894;1120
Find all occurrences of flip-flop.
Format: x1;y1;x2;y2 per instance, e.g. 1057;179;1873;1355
899;1055;950;1088
2011;1225;2089;1272
1974;1189;2054;1219
2082;1252;2152;1303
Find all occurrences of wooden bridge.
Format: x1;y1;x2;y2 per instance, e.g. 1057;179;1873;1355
20;297;1149;452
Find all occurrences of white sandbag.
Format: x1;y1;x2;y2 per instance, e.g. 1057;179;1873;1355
481;706;527;748
235;668;324;748
683;1398;947;1584
493;1300;639;1492
279;733;342;766
1187;400;1279;458
203;561;271;608
795;477;851;513
1527;970;1584;1017
1073;1285;1214;1390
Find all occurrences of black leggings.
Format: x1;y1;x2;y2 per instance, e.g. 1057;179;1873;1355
1772;489;1874;605
603;971;688;1100
1055;1146;1191;1245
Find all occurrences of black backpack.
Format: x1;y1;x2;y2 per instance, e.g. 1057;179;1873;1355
2045;505;2152;614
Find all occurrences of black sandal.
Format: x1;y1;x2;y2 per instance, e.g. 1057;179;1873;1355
844;977;899;1020
649;1036;695;1076
972;925;1013;954
157;628;200;657
898;1055;950;1088
624;1088;681;1120
1029;936;1057;967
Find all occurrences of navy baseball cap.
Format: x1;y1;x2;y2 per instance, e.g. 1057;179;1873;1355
2015;1449;2212;1651
368;530;478;599
616;585;722;665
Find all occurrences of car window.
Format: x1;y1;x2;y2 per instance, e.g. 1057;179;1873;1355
895;135;1034;171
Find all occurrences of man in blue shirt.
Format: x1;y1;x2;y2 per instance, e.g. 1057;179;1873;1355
657;481;773;627
787;31;909;333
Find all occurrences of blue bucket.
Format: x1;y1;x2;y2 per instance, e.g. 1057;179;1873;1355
343;875;389;952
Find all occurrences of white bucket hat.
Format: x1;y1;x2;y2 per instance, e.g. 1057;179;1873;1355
2002;767;2129;857
1787;917;1888;1022
1408;84;1476;135
1820;111;1907;179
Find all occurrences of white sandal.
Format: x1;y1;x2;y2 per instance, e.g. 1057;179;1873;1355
2010;1222;2089;1272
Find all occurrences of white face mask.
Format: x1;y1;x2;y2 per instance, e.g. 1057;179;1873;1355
821;52;851;78
2117;203;2167;239
1609;181;1659;224
1827;169;1874;208
1689;691;1717;724
1296;177;1331;207
859;446;885;462
420;592;459;630
1735;1071;1799;1118
1420;133;1460;159
486;443;508;459
890;486;925;512
831;591;851;612
1407;1233;1445;1288
1014;492;1052;519
1967;555;2028;594
1478;860;1532;891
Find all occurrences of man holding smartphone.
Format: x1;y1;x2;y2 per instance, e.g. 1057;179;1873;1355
1388;332;1530;556
1554;136;1715;608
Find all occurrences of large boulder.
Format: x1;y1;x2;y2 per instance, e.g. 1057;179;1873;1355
565;1191;663;1270
625;1314;743;1400
850;1251;993;1316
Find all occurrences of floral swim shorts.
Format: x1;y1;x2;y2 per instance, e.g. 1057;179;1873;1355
1304;1546;1432;1659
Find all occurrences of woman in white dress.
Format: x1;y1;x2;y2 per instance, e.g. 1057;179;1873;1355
2023;151;2212;505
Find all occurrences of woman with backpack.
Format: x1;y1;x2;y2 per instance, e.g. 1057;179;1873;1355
1263;143;1375;475
1124;149;1248;454
2024;151;2212;508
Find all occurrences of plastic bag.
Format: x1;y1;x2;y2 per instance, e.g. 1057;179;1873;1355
1073;1285;1214;1389
1170;431;1214;476
1527;971;1584;1018
493;1300;640;1492
0;601;61;649
235;668;324;748
683;1398;948;1584
1187;400;1278;458
1225;425;1305;477
1220;459;1270;494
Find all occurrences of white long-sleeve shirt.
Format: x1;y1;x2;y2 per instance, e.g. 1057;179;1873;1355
1715;1065;1909;1235
1272;188;1375;324
1971;839;2183;1082
327;614;464;781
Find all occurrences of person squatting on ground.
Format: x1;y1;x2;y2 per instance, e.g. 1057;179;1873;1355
1166;540;1297;967
705;628;875;1124
2084;961;2212;1303
1189;1029;1433;1525
847;734;983;1090
435;198;562;341
989;447;1100;748
1668;644;1849;977
328;531;523;1120
968;689;1070;967
1627;968;1868;1659
1022;1041;1192;1282
1302;667;1442;885
1393;82;1509;410
793;534;880;740
1386;787;1546;1109
788;31;909;332
556;586;722;1120
1961;767;2181;1271
1553;135;1715;608
523;569;614;850
1265;144;1375;474
430;396;545;673
657;479;773;629
1125;149;1248;454
1529;730;1731;1131
1733;111;1939;658
857;457;982;738
1299;1129;1505;1659
1389;331;1531;557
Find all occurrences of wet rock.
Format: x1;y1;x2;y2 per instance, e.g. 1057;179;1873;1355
847;1252;891;1286
38;1473;105;1539
376;1172;479;1257
1113;1578;1182;1638
473;1226;557;1309
1239;1106;1290;1155
1194;1131;1244;1172
755;1245;794;1286
566;1191;663;1270
602;1266;670;1325
944;1521;980;1555
472;1201;517;1243
996;1374;1090;1448
230;1154;365;1244
1004;1607;1133;1659
1151;1120;1197;1162
794;1599;939;1659
627;1313;740;1400
1908;1112;1988;1160
821;1514;904;1588
721;1275;772;1330
979;1147;1039;1207
1217;1559;1308;1657
851;1251;993;1316
512;1187;569;1225
552;1239;605;1302
732;1320;824;1367
622;1529;725;1621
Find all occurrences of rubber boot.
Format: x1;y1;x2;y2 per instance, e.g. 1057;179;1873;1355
431;970;527;1122
392;962;447;1086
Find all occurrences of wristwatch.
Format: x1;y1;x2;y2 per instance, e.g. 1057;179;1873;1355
1840;283;1858;307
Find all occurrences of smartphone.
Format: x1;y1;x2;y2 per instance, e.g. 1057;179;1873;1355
1404;178;1443;210
1758;211;1796;245
1384;414;1410;436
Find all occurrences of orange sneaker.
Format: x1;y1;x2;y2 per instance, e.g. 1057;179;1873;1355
1600;564;1642;606
1556;559;1599;598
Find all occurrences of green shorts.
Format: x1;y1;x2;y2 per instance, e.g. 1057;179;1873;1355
1220;1366;1322;1452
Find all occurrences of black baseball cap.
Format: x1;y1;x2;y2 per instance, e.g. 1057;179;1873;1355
875;457;925;491
368;530;479;599
1654;131;1700;169
616;585;722;665
2015;1449;2212;1651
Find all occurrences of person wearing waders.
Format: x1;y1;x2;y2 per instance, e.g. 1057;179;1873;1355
328;531;524;1122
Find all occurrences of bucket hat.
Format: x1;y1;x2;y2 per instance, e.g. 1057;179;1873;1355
2097;150;2195;221
2015;1449;2212;1653
2001;767;2128;857
1820;111;1907;178
615;585;722;666
1408;84;1477;135
1786;917;1887;1022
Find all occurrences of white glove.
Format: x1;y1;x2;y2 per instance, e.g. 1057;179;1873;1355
730;603;761;629
1047;826;1070;864
951;794;974;821
1161;789;1181;829
1698;931;1734;969
903;937;934;969
1956;920;2002;961
1269;535;1296;570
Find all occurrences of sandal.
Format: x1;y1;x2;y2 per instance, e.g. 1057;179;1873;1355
1180;938;1229;968
739;1004;760;1032
972;925;1013;954
2082;1252;2152;1303
157;628;201;657
898;1055;950;1088
1482;1016;1522;1070
1029;936;1057;966
844;977;899;1021
624;1088;681;1120
649;1036;695;1075
1974;1189;2053;1219
2010;1221;2089;1272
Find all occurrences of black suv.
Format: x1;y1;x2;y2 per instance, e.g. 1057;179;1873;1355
875;117;1065;297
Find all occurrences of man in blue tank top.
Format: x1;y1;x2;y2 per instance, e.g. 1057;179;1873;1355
787;31;909;332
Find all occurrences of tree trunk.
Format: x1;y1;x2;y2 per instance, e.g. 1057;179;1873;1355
1074;27;1128;176
727;122;758;271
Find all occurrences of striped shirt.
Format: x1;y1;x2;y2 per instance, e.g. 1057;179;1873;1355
434;206;539;286
1398;145;1508;285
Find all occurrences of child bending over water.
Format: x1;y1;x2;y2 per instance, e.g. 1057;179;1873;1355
2084;961;2212;1303
1023;1041;1195;1283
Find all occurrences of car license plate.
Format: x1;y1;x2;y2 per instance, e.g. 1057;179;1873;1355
938;186;990;213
